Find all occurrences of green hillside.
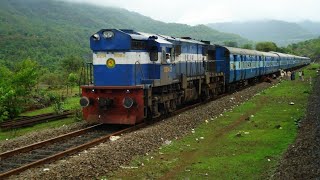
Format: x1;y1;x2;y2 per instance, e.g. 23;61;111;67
207;20;318;46
0;0;249;69
286;38;320;62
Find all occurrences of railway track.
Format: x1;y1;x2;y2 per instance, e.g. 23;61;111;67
0;99;206;179
0;123;145;179
0;111;73;130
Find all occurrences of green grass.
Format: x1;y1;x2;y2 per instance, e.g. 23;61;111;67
109;63;320;180
22;93;81;116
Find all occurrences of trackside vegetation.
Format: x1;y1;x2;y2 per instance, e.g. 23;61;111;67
109;63;320;179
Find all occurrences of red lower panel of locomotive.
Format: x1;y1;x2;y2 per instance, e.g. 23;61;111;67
80;86;145;125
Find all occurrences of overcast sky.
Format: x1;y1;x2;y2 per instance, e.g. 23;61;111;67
65;0;320;25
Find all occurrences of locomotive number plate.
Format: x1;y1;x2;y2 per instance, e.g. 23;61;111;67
96;53;106;58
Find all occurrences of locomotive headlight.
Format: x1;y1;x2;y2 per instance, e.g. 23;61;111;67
80;96;90;107
103;31;114;38
92;33;100;41
122;97;135;109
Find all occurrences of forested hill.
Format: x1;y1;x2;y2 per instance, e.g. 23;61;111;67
0;0;249;69
287;38;320;62
207;20;319;46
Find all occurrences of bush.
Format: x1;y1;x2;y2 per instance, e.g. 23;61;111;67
52;95;65;115
72;107;83;122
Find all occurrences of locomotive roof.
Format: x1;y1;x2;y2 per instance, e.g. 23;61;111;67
137;32;173;45
132;31;206;45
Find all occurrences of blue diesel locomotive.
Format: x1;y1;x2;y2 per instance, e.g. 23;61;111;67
80;29;310;124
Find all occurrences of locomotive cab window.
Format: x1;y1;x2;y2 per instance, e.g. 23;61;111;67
149;46;158;61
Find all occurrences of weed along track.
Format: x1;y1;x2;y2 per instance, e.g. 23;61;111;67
0;124;139;178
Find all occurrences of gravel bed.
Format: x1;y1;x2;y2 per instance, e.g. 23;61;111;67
272;75;320;179
9;81;277;179
0;122;88;153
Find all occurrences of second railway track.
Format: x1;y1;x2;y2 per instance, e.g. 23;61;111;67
0;111;73;130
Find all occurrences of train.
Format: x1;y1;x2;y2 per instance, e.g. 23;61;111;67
80;29;311;125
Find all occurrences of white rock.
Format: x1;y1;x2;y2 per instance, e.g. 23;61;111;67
109;136;120;141
164;140;172;145
250;115;254;118
290;102;295;105
200;137;204;140
120;166;138;169
244;132;250;135
267;159;271;162
43;168;50;172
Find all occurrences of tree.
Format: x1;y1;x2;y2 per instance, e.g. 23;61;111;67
0;65;14;121
0;59;41;121
40;71;64;89
12;59;40;94
241;44;253;50
60;55;84;74
223;41;238;47
67;72;79;95
255;42;278;52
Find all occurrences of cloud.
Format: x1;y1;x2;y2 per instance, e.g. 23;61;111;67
63;0;320;25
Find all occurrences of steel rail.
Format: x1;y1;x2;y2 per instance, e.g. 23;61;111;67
0;124;102;160
0;123;145;179
0;111;73;129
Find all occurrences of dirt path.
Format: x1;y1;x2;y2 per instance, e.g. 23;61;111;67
273;75;320;179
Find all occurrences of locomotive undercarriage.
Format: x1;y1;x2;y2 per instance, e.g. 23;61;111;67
146;73;225;119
